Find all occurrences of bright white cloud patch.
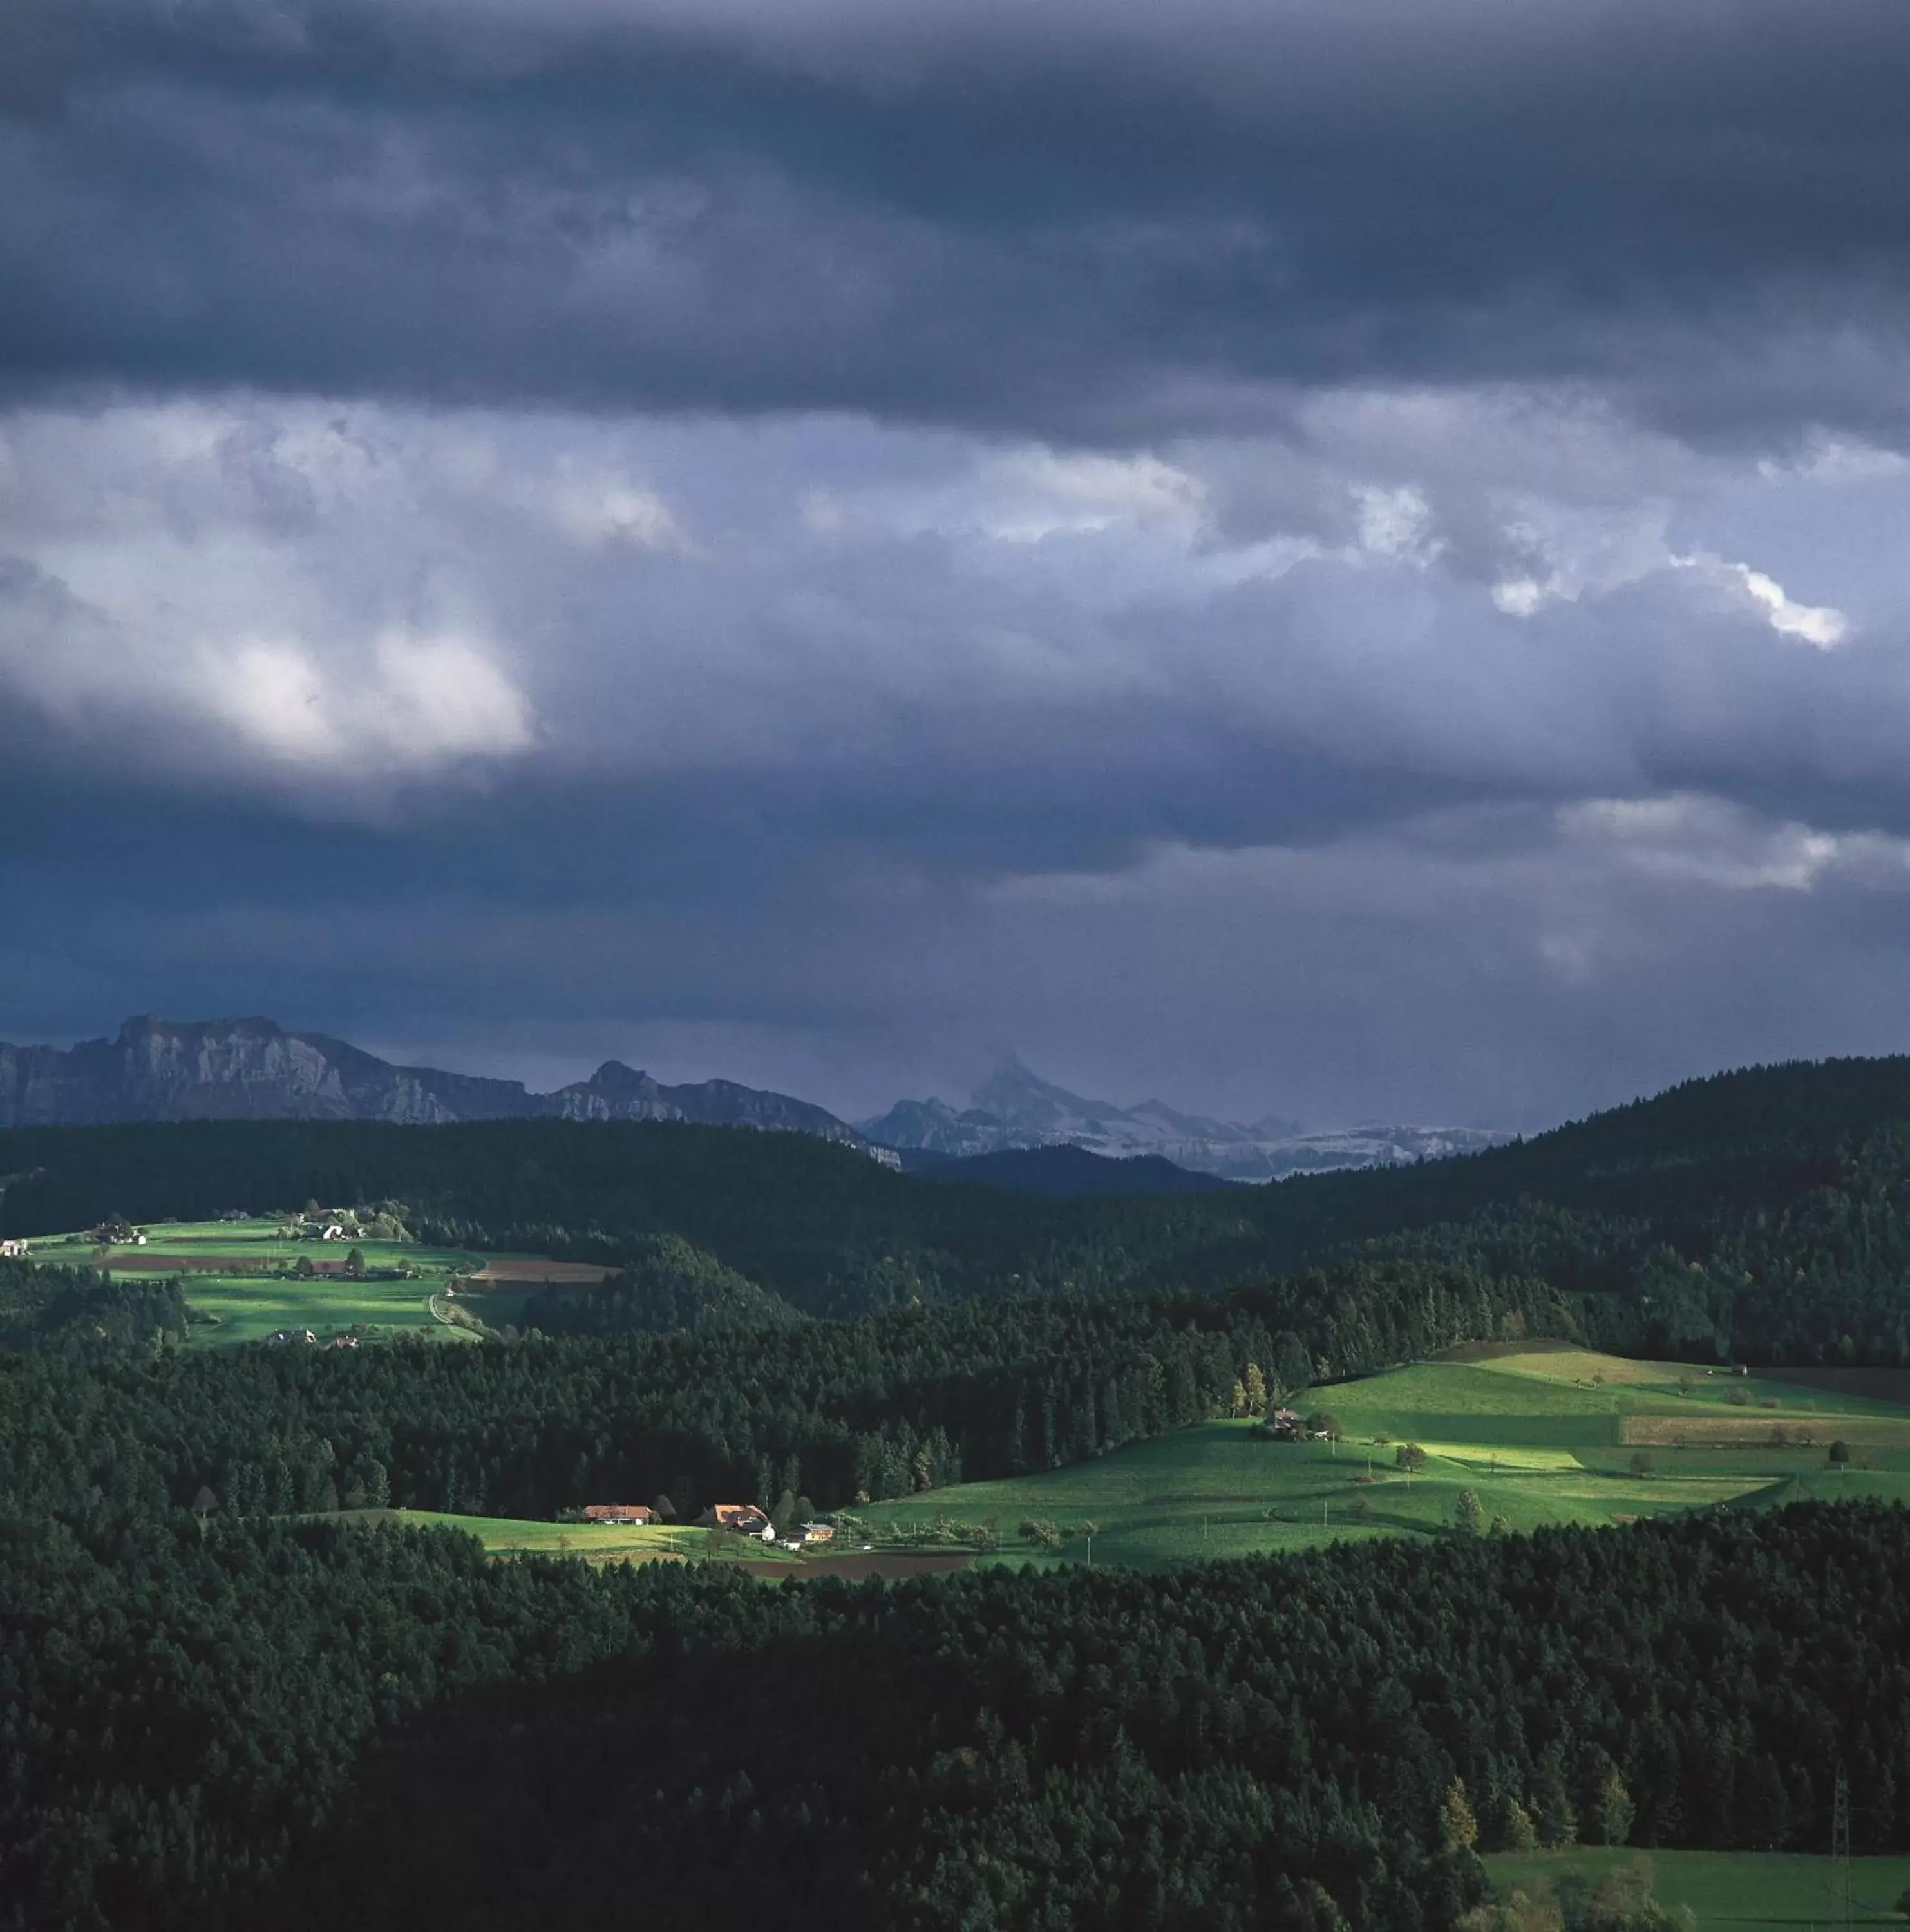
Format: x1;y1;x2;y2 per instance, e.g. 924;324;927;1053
1737;566;1848;648
198;630;534;772
1670;554;1849;649
1560;795;1910;893
1353;484;1440;562
540;466;692;552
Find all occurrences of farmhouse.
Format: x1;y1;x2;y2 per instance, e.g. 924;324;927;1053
582;1504;655;1524
700;1503;772;1536
800;1524;834;1546
0;1239;28;1259
267;1329;318;1346
1267;1408;1305;1441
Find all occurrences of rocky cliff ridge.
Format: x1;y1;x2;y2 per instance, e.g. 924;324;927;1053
0;1016;869;1146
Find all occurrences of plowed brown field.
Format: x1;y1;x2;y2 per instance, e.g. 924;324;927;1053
464;1259;614;1286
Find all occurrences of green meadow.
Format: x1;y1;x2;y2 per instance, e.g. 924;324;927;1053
1484;1848;1910;1930
24;1220;491;1346
857;1343;1910;1569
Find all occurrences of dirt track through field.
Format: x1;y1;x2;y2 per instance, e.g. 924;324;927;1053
1619;1414;1900;1447
464;1259;614;1286
93;1250;350;1273
740;1551;976;1582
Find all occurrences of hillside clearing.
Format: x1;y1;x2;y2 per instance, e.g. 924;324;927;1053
24;1220;505;1345
857;1347;1910;1568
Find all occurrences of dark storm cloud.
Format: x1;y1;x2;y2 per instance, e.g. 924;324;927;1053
9;6;1910;1128
6;0;1910;439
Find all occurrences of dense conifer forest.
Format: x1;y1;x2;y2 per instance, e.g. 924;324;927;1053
5;1502;1908;1929
0;1263;1562;1521
10;1058;1910;1927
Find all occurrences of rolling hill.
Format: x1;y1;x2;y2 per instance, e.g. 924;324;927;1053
7;1052;1910;1361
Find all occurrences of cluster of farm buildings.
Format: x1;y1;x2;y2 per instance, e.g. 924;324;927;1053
1266;1409;1322;1441
265;1329;361;1349
582;1501;835;1549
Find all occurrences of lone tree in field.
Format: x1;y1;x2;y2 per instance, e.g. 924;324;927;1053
1453;1488;1484;1537
1019;1518;1063;1555
1394;1443;1428;1474
345;1246;366;1278
1829;1439;1851;1470
1629;1450;1655;1479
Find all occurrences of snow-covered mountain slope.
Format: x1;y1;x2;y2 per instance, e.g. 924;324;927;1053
858;1055;1506;1180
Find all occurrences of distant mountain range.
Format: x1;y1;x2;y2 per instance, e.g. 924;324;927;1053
0;1016;868;1147
0;1018;1506;1181
858;1054;1508;1180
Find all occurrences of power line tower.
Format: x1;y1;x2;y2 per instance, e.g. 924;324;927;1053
1831;1761;1854;1932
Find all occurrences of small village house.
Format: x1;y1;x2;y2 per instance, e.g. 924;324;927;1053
582;1504;655;1525
0;1239;29;1259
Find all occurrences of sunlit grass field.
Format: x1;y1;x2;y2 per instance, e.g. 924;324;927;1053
25;1219;490;1346
292;1342;1910;1577
856;1343;1910;1569
1484;1848;1910;1930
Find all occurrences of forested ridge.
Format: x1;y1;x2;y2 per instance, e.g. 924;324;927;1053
0;1263;1564;1520
11;1054;1910;1359
6;1502;1910;1930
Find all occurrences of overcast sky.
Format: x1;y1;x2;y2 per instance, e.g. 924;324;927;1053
7;0;1910;1130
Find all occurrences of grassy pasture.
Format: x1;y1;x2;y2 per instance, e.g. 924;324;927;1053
322;1509;975;1582
1484;1848;1910;1929
856;1348;1910;1569
25;1220;490;1346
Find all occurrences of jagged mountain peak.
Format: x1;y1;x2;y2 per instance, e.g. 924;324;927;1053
859;1055;1508;1180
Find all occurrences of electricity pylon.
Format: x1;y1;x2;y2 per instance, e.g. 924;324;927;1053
1831;1761;1853;1932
